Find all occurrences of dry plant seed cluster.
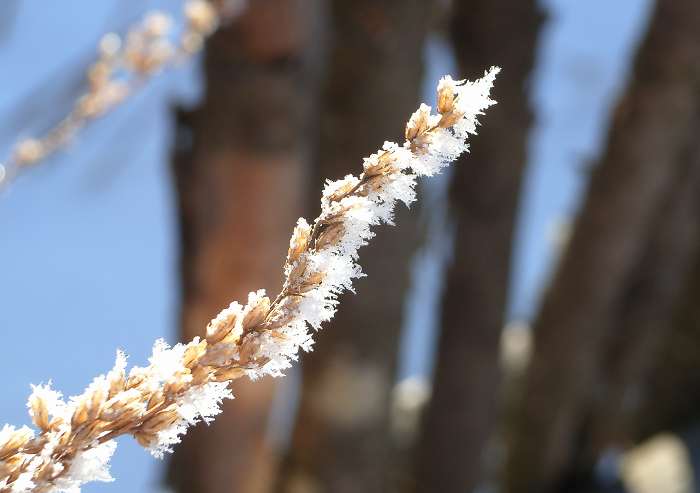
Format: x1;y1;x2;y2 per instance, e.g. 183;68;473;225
0;68;500;493
0;0;241;188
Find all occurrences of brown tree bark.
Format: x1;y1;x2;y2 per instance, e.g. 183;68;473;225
504;1;700;491
276;1;432;492
545;109;700;493
169;2;323;492
636;250;700;441
586;108;700;458
411;2;543;492
629;158;700;444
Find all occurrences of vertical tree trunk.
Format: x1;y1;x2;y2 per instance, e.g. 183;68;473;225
412;2;543;492
504;1;700;491
276;1;432;492
169;2;323;492
636;251;700;441
586;108;700;459
631;159;700;444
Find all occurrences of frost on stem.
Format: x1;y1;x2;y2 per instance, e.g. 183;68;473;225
0;67;499;493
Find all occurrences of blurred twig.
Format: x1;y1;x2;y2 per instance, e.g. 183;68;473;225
0;0;240;189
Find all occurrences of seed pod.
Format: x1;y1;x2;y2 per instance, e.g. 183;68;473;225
242;295;271;333
71;401;89;430
287;220;311;265
142;408;179;434
29;395;50;432
405;104;431;141
213;367;245;382
183;339;207;367
0;428;33;460
134;431;157;448
87;388;105;421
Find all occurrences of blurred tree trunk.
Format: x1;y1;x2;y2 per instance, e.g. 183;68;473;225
411;1;543;492
504;1;700;491
585;108;700;459
276;1;432;492
637;242;700;440
552;111;700;493
629;141;700;444
169;2;323;492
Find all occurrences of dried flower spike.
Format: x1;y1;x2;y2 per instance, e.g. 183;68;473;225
0;67;499;493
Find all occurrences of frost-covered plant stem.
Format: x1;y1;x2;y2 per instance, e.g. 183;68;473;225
0;67;499;493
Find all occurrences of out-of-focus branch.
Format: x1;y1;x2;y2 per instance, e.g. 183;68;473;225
0;0;239;189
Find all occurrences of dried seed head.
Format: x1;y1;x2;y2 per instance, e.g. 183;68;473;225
181;32;204;54
89;388;106;421
101;81;129;108
0;428;33;460
436;76;460;114
315;221;345;250
185;0;219;35
77;82;129;118
101;399;143;424
183;339;207;368
87;61;112;90
13;139;44;166
287;255;310;285
35;462;59;483
28;395;50;432
435;76;468;128
191;366;210;386
146;390;165;411
134;430;157;448
297;271;324;295
143;12;172;38
164;375;189;396
438;109;465;129
21;437;46;455
99;33;121;58
213;367;245;382
241;293;271;332
405;104;431;141
108;375;125;400
139;40;175;73
287;219;311;266
142;408;179;434
238;334;262;365
207;303;241;344
322;177;362;208
1;455;25;484
0;460;14;480
325;181;358;203
124;31;173;74
126;373;146;390
409;132;432;155
263;297;300;330
70;401;89;430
